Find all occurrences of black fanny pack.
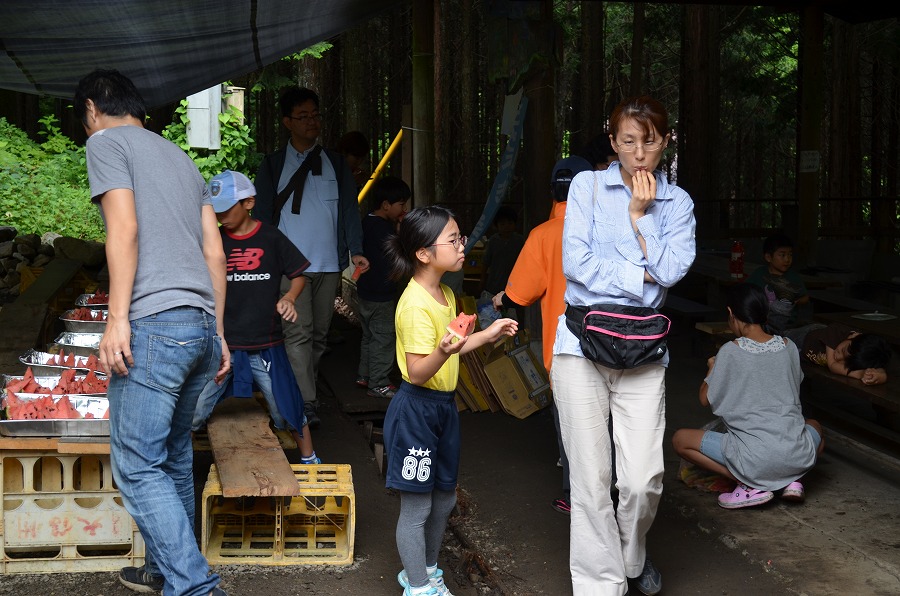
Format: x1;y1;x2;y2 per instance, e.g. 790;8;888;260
565;304;671;369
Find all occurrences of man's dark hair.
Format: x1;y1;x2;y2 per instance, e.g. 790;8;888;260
73;69;147;125
279;87;319;117
763;233;793;256
370;176;411;207
338;131;369;159
577;134;615;169
494;205;517;225
846;334;892;371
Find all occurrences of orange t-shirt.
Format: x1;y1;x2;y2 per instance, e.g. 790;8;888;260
503;201;567;373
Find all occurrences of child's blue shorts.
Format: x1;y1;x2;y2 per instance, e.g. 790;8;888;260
700;425;822;466
383;381;459;493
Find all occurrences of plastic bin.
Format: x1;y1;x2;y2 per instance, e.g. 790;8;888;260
201;463;354;565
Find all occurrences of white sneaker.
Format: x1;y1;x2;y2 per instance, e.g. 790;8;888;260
398;568;454;596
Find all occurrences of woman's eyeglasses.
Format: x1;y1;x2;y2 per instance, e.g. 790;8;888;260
429;235;467;249
614;139;663;152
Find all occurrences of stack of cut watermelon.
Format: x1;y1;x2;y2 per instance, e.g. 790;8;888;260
2;367;110;421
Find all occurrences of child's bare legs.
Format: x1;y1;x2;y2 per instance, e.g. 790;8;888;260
806;418;826;456
672;428;737;481
291;424;319;463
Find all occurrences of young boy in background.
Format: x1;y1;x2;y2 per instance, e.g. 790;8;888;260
193;170;319;463
355;176;410;398
745;233;810;334
480;205;525;297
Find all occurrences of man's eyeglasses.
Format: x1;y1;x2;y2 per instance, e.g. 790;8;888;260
614;139;664;153
429;235;467;249
287;113;323;123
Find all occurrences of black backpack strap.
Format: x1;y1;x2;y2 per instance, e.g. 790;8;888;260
275;145;323;217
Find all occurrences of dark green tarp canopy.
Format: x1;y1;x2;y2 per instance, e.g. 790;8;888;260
0;0;401;108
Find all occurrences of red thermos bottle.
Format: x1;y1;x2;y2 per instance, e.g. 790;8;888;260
730;240;745;279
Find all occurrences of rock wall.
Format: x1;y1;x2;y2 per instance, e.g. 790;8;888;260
0;226;106;305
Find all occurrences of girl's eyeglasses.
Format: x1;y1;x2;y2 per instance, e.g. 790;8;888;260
429;235;467;249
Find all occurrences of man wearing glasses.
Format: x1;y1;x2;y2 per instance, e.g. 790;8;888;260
255;86;369;429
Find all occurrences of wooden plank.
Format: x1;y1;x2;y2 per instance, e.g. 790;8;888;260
801;362;900;414
206;397;300;497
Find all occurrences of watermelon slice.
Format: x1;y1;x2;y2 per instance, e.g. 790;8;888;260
447;312;477;339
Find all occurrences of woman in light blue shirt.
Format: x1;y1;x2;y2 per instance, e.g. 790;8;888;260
551;95;696;596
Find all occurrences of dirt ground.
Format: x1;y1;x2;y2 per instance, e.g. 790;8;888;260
2;316;899;595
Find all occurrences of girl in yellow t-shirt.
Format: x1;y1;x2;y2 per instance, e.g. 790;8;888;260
383;206;517;596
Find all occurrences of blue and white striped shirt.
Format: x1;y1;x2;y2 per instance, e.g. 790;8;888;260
553;164;696;364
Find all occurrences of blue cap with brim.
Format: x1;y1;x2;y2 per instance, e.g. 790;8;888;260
208;170;256;213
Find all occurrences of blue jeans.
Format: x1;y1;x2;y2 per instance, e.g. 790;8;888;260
108;306;222;596
193;349;301;432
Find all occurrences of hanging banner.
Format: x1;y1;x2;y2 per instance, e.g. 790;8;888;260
464;94;528;256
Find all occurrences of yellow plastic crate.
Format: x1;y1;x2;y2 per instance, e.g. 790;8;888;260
0;452;144;574
201;463;354;566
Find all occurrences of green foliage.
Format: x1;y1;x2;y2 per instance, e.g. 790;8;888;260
0;116;105;240
161;97;256;180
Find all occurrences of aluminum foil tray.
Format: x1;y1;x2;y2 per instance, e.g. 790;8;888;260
75;292;109;309
0;395;109;437
60;309;108;333
1;373;107;396
0;419;109;437
52;332;103;357
19;349;101;377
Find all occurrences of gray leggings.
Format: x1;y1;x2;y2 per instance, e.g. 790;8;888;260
396;489;457;588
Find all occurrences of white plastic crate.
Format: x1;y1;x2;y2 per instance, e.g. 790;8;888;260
1;451;144;574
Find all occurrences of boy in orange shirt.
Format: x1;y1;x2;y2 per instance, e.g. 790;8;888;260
493;154;595;513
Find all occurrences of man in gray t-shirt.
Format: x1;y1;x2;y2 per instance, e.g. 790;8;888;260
75;69;230;596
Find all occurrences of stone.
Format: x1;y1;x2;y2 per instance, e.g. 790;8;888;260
53;236;107;267
15;244;36;259
31;254;52;268
14;233;41;253
0;240;13;259
0;226;17;242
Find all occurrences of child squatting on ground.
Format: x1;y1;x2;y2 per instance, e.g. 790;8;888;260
192;170;320;464
672;284;825;509
382;206;518;596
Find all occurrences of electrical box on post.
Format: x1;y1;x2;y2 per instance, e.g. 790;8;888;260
186;85;222;150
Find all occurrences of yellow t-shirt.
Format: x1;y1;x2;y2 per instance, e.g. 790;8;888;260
395;278;459;392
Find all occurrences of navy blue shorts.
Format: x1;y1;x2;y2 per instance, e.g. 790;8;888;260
383;381;460;493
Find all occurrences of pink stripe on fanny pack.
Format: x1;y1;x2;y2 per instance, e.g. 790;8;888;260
583;310;671;341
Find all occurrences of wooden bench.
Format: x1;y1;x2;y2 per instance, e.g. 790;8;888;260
800;361;900;452
205;396;300;497
662;294;717;321
807;289;884;313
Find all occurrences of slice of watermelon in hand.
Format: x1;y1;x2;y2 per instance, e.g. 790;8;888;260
447;313;477;340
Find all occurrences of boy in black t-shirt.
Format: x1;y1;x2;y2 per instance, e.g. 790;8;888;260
355;176;410;398
192;170;319;463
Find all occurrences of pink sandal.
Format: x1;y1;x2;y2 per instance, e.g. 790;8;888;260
781;481;806;502
717;482;774;509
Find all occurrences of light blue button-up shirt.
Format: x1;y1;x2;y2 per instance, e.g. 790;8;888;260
553;163;697;364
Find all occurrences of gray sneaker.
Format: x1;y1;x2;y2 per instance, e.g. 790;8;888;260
119;565;164;593
631;558;661;595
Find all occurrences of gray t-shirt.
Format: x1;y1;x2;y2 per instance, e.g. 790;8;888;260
706;336;818;490
86;125;215;320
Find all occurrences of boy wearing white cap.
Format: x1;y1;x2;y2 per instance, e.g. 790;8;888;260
193;170;320;463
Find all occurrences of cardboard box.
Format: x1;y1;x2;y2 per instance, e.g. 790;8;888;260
482;337;551;419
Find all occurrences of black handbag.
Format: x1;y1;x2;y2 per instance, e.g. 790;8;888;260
565;304;671;369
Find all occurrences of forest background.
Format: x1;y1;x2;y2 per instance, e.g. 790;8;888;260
0;1;898;258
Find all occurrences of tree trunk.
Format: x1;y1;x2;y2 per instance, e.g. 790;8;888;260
678;5;718;237
412;0;436;206
630;3;645;96
573;1;605;153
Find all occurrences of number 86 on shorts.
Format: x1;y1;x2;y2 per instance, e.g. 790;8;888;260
402;447;432;482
